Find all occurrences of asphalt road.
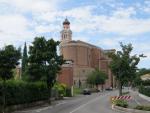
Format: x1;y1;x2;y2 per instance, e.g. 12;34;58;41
14;90;121;113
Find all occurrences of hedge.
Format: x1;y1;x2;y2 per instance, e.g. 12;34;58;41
135;105;150;111
0;80;49;106
139;86;150;97
142;80;150;86
114;99;128;108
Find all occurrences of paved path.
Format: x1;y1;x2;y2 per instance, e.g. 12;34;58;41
14;89;150;113
14;91;120;113
129;90;150;106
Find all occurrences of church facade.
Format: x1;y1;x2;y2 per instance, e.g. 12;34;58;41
58;19;115;89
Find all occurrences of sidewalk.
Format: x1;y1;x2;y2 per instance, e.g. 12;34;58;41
13;97;71;113
129;90;150;108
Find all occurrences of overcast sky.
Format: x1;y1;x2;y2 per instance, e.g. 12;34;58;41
0;0;150;68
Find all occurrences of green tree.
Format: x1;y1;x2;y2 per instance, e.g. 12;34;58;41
0;45;21;112
22;42;28;76
27;37;64;103
133;68;150;87
137;68;150;76
87;68;107;90
109;43;143;96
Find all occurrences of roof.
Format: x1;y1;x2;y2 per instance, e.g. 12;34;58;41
63;18;70;25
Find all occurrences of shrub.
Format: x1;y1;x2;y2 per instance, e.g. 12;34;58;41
53;83;67;97
114;99;128;108
0;80;49;106
142;80;150;86
135;105;150;111
139;85;150;97
66;88;72;97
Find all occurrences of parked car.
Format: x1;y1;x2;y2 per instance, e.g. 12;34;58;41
105;87;113;91
83;88;91;95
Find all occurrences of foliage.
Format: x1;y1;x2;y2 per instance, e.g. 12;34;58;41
22;42;28;76
73;87;83;95
0;45;21;112
139;85;150;97
136;68;150;76
133;68;150;87
108;43;143;96
135;105;150;111
132;75;142;87
65;88;72;97
53;83;67;97
114;99;128;108
27;37;64;102
142;80;150;86
0;80;49;106
0;45;21;81
87;68;107;89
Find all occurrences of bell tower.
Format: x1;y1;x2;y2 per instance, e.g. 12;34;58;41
60;18;72;44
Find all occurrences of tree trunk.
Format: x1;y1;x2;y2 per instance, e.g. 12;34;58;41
96;84;98;90
118;81;122;96
47;79;52;105
48;86;51;104
2;80;6;113
101;84;104;92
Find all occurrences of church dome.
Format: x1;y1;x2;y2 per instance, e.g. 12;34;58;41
63;18;70;25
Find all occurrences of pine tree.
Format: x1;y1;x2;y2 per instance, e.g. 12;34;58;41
22;42;28;76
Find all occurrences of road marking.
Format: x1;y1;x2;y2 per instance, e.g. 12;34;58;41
70;93;110;113
14;92;109;113
35;101;66;112
14;101;67;113
129;90;141;105
36;106;52;112
55;101;67;106
112;107;127;113
133;98;141;105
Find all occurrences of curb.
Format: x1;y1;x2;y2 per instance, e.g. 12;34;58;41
112;105;150;113
3;97;67;113
3;100;48;113
139;93;150;102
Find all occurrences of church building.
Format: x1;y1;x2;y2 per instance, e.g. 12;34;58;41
58;18;115;89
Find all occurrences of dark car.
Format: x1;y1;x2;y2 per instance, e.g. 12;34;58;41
83;88;91;95
105;87;113;91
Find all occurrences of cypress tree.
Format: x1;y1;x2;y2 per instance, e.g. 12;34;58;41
22;42;28;76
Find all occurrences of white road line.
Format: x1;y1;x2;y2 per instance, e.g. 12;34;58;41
69;93;110;113
36;106;52;112
35;101;66;112
112;107;127;113
55;101;67;106
129;90;141;105
133;98;141;105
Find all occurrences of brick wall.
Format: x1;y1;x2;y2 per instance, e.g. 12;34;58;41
58;65;73;87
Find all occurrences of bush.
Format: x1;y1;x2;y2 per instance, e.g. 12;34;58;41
114;99;128;108
0;80;49;106
53;83;67;97
65;88;71;97
139;85;150;97
142;80;150;86
135;105;150;111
